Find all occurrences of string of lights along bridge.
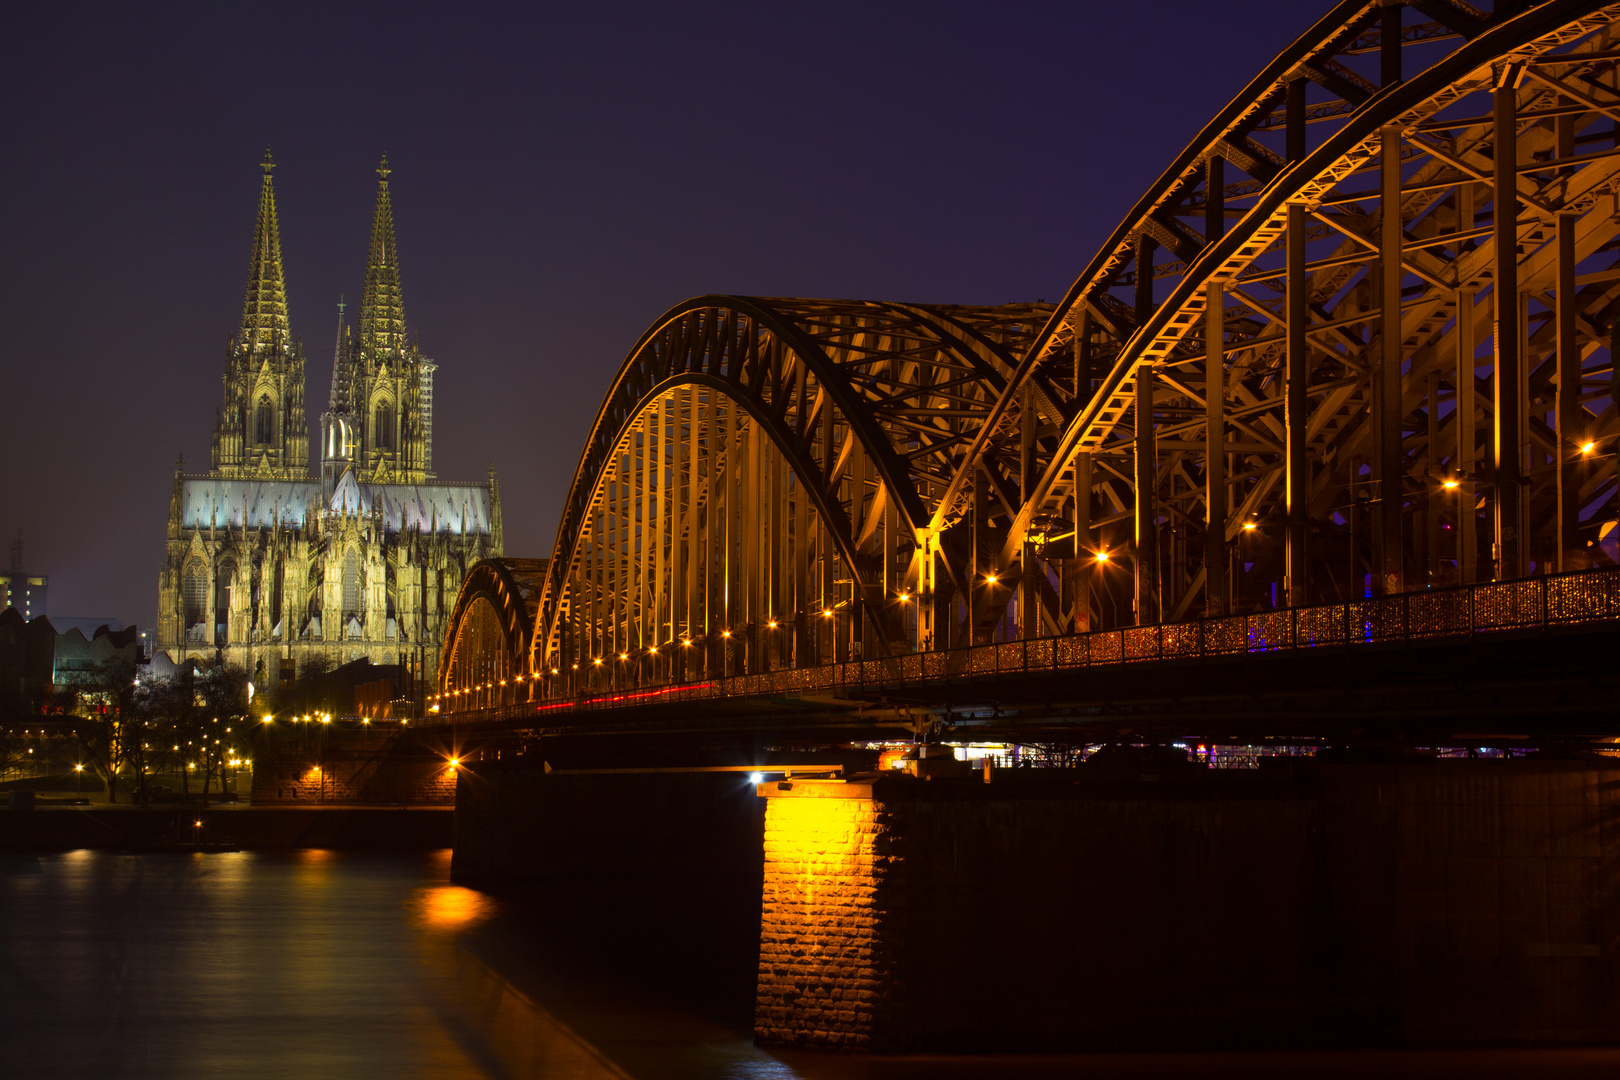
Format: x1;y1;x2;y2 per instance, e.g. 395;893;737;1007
437;0;1620;718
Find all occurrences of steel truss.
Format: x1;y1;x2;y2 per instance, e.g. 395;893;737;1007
442;0;1620;709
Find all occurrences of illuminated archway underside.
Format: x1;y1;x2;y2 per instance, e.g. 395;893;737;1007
454;0;1620;706
531;296;1051;687
439;557;547;708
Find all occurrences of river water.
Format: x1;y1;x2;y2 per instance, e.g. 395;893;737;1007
4;849;1620;1080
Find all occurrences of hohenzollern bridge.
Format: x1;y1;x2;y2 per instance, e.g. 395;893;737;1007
434;0;1620;750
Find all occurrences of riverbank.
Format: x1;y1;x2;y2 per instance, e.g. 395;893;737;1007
0;805;452;851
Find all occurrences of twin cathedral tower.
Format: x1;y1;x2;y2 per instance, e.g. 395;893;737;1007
156;153;501;689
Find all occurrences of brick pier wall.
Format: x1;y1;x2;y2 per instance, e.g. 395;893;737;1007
756;781;891;1049
757;758;1620;1052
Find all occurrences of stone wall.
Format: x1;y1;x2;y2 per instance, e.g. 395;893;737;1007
251;729;456;804
756;781;890;1049
756;758;1620;1052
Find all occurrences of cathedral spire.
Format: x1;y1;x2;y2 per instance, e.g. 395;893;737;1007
359;155;406;357
328;294;351;415
239;149;290;354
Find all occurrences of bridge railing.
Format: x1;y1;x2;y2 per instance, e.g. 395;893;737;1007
443;564;1620;722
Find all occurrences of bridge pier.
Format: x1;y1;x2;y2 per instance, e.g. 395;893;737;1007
449;748;1620;1052
756;756;1620;1052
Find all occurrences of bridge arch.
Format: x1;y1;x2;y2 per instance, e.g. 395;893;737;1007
437;557;547;714
939;0;1620;638
529;296;1050;692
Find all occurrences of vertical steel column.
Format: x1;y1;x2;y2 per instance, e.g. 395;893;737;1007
1073;453;1092;631
1067;314;1094;632
653;398;666;661
1613;316;1620;526
1380;2;1402;88
1135;235;1157;330
1206;283;1227;616
1555;204;1580;571
972;467;990;642
793;460;809;664
1493;78;1523;580
1285;211;1309;605
1019;383;1037;639
1205;156;1225;247
1135;365;1159;625
1285;75;1308;606
1426;373;1441;584
747;418;763;672
668;392;683;657
1374;124;1405;594
690;390;703;676
1456;289;1478;584
769;441;784;668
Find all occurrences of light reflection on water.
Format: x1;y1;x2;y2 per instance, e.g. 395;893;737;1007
7;850;1619;1080
0;848;792;1080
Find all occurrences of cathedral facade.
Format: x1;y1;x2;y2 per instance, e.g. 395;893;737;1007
156;153;501;692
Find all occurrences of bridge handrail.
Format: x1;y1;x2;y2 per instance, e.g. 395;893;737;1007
442;564;1620;723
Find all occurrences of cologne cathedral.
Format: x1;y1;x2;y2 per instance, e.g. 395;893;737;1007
155;153;501;690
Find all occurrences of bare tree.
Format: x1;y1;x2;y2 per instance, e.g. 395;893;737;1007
67;658;138;803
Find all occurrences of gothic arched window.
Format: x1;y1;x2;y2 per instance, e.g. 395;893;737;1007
183;561;206;627
375;402;394;450
256;395;274;445
342;548;360;619
215;558;237;639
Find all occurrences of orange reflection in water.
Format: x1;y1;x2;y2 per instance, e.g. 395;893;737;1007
414;885;495;930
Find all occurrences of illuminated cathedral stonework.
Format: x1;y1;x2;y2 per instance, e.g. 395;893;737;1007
156;153;501;689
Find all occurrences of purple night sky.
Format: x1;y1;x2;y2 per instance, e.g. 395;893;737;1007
1;1;1310;627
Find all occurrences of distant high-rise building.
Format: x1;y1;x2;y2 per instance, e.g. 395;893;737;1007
156;152;501;689
0;532;47;620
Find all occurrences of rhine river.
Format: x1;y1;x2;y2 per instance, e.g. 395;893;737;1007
4;849;1620;1080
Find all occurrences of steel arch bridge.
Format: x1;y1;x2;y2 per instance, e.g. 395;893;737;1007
439;0;1620;714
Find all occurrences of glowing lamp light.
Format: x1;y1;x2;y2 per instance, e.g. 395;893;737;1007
898;593;909;602
1242;522;1258;531
1582;441;1596;454
1095;550;1110;563
767;621;778;628
619;653;628;660
449;758;461;768
649;648;658;655
823;609;834;618
748;772;764;785
722;630;731;638
593;658;603;666
1442;479;1460;490
985;575;998;585
73;764;83;772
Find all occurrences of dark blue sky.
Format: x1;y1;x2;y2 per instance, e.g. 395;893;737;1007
1;0;1312;625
